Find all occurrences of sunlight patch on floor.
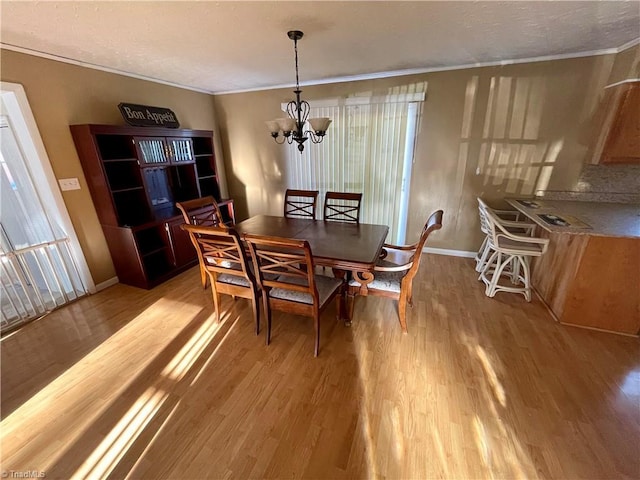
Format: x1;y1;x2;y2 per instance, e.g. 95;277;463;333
190;313;242;386
72;387;168;479
0;297;202;471
162;315;221;381
476;345;507;407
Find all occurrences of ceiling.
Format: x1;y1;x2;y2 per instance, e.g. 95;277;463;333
1;1;639;95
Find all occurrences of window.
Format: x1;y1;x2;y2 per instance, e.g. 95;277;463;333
285;85;425;243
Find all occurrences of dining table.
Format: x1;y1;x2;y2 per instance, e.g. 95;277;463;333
234;215;389;322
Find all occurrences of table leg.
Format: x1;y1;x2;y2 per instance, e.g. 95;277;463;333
330;268;348;322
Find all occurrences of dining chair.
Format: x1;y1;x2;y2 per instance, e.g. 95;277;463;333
348;210;443;333
478;208;549;301
475;197;536;273
323;191;363;223
181;224;261;333
244;234;343;357
176;196;227;288
283;189;319;219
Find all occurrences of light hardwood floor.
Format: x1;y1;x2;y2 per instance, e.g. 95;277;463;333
1;255;638;479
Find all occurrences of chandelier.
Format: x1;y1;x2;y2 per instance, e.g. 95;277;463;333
266;30;331;153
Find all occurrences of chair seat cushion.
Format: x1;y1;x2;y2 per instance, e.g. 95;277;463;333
270;275;343;305
497;237;544;254
349;270;404;293
217;273;251;287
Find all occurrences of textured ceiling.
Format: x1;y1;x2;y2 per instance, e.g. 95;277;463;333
1;1;639;94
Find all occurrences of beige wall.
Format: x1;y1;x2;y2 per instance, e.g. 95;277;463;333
2;44;637;286
1;49;220;285
215;51;637;252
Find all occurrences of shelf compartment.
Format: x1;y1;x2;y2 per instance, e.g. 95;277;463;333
135;225;167;256
196;155;216;177
104;161;144;191
192;136;213;156
96;134;135;160
142;249;173;281
112;189;152;226
198;176;221;200
171;164;200;202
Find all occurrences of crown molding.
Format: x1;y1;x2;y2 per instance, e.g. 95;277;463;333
219;46;622;95
0;43;215;94
2;39;636;96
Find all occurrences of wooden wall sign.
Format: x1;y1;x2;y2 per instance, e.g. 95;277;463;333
118;103;180;128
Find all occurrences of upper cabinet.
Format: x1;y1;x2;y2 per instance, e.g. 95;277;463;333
591;81;640;164
134;136;195;166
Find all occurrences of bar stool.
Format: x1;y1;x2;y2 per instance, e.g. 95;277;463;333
479;207;549;301
475;197;536;273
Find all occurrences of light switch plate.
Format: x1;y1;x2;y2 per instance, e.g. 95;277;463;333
58;178;81;191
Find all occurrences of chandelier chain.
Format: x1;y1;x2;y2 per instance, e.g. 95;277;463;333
293;37;301;91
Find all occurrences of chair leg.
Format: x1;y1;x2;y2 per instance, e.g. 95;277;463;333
521;256;532;302
510;257;520;284
211;288;221;323
262;295;271;345
475;236;489;272
314;310;320;357
251;291;260;335
407;282;414;308
200;264;208;289
398;291;408;333
486;252;506;297
479;250;498;282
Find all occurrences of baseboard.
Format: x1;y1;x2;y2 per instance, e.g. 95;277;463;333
94;276;119;292
423;247;476;258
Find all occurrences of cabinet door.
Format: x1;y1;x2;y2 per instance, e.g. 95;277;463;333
134;137;170;166
167;138;195;164
166;219;198;268
602;83;640;164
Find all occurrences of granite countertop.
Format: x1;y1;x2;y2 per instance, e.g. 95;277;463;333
506;198;640;239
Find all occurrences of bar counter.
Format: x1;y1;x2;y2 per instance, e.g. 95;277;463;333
506;198;640;336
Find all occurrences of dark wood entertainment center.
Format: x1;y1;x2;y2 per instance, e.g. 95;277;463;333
70;124;233;289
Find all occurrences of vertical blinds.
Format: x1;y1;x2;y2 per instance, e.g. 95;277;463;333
286;92;424;242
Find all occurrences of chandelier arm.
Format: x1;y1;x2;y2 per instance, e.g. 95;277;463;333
306;130;326;144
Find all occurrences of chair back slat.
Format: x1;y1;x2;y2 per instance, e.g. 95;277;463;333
284;189;319;219
323;191;363;223
244;234;318;299
176;196;225;226
182;224;253;281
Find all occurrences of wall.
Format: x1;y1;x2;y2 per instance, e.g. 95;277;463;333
0;49;223;285
214;52;625;252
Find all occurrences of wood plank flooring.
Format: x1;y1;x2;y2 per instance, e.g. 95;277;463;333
1;255;638;479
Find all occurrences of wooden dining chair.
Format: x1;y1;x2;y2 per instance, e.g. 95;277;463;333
244;234;343;357
323;191;363;223
348;210;443;333
182;224;261;333
176;196;227;288
283;189;319;219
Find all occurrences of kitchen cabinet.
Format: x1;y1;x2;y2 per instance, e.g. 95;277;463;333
592;81;640;164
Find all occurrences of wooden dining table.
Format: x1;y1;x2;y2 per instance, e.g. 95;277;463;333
234;215;389;321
